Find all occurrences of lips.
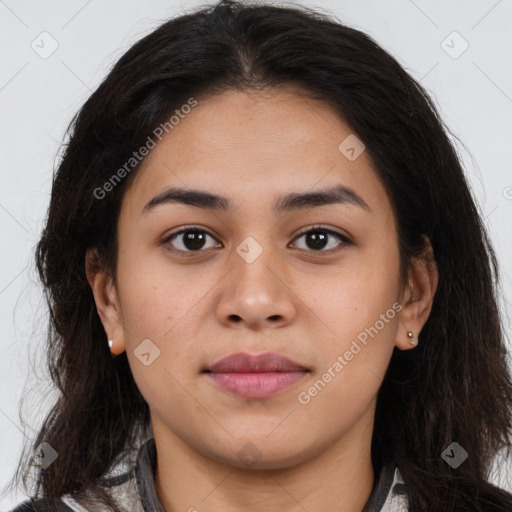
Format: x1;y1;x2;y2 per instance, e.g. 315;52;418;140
202;352;310;399
204;352;308;373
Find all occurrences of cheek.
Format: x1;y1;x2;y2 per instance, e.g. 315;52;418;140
317;303;399;393
114;248;208;382
305;252;401;395
115;241;188;336
307;262;401;348
297;309;398;434
297;360;381;448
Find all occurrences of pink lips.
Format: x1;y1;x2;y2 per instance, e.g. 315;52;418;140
203;352;309;399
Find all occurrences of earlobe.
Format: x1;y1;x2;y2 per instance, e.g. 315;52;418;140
406;331;417;347
396;237;439;351
85;249;126;355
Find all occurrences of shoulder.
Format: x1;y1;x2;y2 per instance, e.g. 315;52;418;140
9;498;76;512
8;464;140;512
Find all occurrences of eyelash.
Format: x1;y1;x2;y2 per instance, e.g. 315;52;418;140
160;224;352;257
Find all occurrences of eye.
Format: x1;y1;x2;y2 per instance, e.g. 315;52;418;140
161;226;221;256
291;225;352;253
161;224;352;257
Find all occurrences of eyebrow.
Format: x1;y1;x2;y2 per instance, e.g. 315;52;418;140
142;184;371;215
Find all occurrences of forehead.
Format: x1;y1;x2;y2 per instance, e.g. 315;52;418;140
120;88;391;220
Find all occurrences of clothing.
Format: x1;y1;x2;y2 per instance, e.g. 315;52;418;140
11;437;409;511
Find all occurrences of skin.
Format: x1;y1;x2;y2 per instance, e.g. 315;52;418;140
87;88;438;512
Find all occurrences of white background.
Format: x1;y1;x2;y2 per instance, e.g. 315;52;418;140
1;0;512;509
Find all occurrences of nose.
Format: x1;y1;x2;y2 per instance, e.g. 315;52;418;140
215;248;298;330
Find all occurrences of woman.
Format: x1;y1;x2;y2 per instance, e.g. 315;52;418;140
8;0;512;510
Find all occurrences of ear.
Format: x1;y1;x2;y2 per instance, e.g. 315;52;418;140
85;248;126;355
396;236;439;351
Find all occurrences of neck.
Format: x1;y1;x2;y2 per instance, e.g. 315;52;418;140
153;406;376;512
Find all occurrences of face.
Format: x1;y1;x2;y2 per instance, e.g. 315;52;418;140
90;88;433;470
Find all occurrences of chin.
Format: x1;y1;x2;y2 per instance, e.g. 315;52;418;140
207;439;316;471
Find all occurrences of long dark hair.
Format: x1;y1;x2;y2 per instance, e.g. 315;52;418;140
8;1;512;510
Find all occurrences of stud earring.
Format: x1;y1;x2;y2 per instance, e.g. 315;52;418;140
407;332;416;346
108;339;114;349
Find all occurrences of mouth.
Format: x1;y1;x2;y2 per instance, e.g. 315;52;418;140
202;352;310;399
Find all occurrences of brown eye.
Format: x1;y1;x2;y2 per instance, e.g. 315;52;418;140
161;224;351;257
292;227;352;252
162;228;221;255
